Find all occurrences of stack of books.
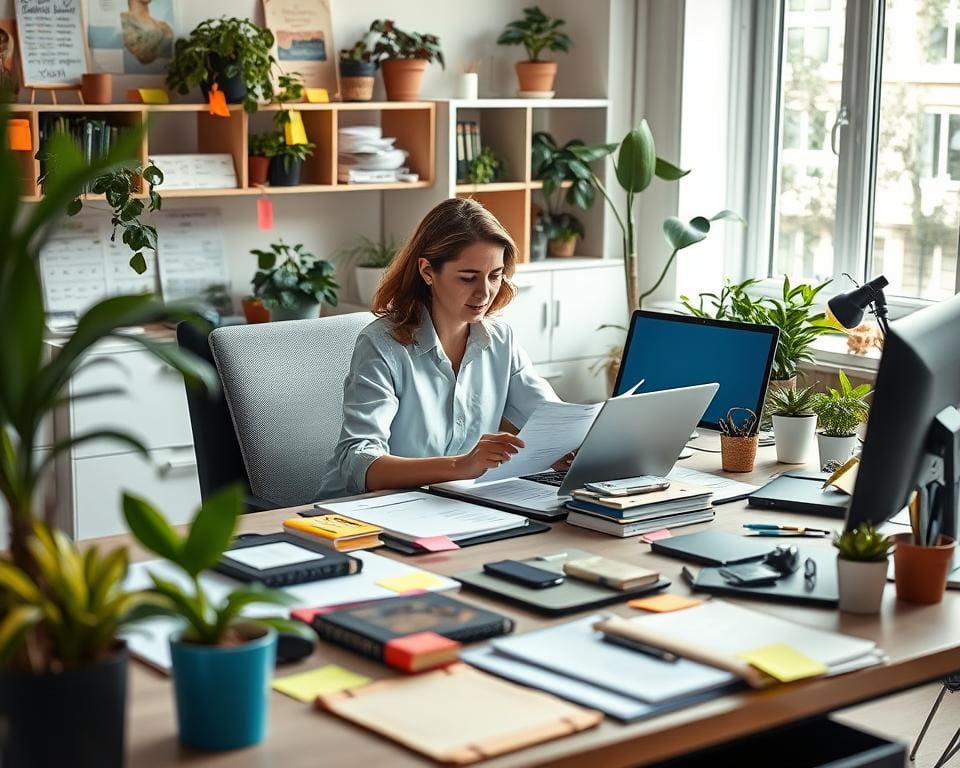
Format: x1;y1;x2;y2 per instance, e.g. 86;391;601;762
38;115;125;192
564;480;714;537
338;125;409;183
456;120;481;181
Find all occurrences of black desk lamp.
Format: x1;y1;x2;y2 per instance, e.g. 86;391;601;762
827;275;890;337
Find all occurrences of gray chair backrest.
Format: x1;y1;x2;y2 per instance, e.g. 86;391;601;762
209;312;374;508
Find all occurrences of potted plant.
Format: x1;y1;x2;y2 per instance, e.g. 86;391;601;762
545;212;584;257
241;294;271;323
719;407;759;473
834;524;894;613
497;6;572;94
248;131;278;186
251;240;339;321
339;38;377;102
267;135;315;187
122;488;312;750
813;370;871;471
467;146;505;184
166;17;278;112
338;235;398;307
0;113;217;767
768;383;819;464
369;19;444;101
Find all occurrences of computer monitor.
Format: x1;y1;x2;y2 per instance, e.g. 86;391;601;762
612;310;780;430
845;293;960;539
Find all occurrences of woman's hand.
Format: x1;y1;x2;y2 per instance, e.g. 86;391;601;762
453;432;526;480
552;451;576;471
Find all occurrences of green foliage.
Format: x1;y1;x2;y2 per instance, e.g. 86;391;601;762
369;20;444;68
122;487;313;645
270;137;316;172
497;6;572;62
166;17;279;114
251;240;339;310
719;407;758;437
248;131;281;157
543;211;584;241
340;38;375;63
337;235;398;269
532;132;615;219
814;370;872;437
767;383;819;416
833;523;894;562
467;146;505;184
271;72;305;128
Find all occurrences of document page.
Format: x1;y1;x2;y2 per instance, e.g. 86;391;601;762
481;401;604;482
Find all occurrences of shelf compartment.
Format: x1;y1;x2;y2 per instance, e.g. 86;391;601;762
336;105;435;187
454;106;529;185
457;187;531;263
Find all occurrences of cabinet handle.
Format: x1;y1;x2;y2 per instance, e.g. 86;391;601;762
160;456;197;475
553;299;560;328
514;281;534;292
541;302;548;330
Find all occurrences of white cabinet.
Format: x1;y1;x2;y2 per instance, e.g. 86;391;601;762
550;266;628;362
498;274;552;363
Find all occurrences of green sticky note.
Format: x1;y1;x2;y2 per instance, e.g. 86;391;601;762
376;570;445;593
272;664;371;703
738;643;828;683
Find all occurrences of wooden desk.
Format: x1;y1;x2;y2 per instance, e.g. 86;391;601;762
102;446;960;767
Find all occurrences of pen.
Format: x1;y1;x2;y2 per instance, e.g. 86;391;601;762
743;523;831;534
602;632;678;663
744;531;829;538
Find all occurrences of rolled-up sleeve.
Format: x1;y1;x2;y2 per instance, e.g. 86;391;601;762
502;327;559;428
332;334;401;494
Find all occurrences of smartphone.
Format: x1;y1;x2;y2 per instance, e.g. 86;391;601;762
483;560;565;589
584;476;670;496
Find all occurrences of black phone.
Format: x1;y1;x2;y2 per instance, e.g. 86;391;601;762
483;559;565;589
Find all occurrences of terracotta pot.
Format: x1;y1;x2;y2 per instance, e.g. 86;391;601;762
515;61;558;93
248;155;270;186
381;59;427;101
81;73;113;105
720;434;759;473
548;236;577;257
893;533;956;604
241;297;270;324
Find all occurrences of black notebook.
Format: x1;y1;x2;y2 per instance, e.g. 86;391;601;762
748;473;851;518
312;592;514;662
650;531;775;566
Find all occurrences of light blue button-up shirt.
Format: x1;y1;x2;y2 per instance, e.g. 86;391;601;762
316;310;559;498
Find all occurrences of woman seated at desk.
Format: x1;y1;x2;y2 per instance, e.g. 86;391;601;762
317;198;571;498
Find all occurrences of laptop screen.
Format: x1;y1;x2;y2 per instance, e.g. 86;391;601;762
612;311;779;430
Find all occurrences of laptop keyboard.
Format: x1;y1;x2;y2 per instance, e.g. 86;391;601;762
521;470;568;487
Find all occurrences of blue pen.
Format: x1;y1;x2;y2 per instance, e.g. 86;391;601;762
743;523;831;535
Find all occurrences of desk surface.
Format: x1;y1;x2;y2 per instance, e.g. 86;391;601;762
100;446;960;767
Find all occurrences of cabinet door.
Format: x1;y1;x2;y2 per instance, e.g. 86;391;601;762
550;266;628;361
539;359;612;404
495;273;552;363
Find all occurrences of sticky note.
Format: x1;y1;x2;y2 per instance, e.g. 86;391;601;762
737;643;828;683
305;87;329;103
272;664;370;702
138;88;169;104
7;119;32;151
284;109;308;145
207;84;229;117
413;536;460;552
376;570;446;593
628;593;703;612
640;529;672;543
257;197;274;231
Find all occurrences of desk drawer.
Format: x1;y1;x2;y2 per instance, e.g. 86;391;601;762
74;447;201;540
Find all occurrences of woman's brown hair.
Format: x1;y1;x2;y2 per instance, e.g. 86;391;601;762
372;197;518;344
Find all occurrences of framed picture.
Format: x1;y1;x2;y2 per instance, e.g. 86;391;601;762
0;19;20;94
87;0;176;75
262;0;338;95
14;0;89;88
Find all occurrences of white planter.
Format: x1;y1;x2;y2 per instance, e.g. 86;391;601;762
837;556;888;613
355;266;387;308
772;413;817;463
817;433;859;471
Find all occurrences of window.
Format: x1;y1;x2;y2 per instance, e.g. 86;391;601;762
753;0;959;303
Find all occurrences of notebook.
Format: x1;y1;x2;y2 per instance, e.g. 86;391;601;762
748;473;851;517
650;530;775;566
315;663;603;765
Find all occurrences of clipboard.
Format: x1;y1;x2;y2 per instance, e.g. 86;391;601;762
381;520;551;555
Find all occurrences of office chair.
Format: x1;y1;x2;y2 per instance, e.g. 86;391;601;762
208;312;374;509
911;674;960;767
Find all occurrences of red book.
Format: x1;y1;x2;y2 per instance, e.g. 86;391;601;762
383;632;461;673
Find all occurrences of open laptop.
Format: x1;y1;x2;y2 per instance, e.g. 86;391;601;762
429;383;719;520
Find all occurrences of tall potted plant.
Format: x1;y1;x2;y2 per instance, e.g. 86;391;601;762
370;20;444;101
496;6;572;95
813;370;871;471
767;384;819;464
251;240;339;320
834;524;894;614
337;235;398;307
0;113;217;768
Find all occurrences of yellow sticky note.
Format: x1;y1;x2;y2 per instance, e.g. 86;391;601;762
628;594;704;613
272;664;370;703
305;87;329;103
138;88;169;104
284;109;309;145
737;643;828;683
376;570;445;593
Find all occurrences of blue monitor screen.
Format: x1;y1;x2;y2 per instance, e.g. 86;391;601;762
613;313;778;429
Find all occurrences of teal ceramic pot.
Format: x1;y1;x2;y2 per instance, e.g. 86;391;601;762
169;626;277;750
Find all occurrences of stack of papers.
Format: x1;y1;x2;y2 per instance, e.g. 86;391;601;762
338;125;409;183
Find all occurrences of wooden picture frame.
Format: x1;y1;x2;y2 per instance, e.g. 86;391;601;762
262;0;338;96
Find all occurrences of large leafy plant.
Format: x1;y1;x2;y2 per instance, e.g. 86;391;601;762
814;370;872;437
166;17;279;114
122;487;310;644
496;6;572;62
0;108;217;671
252;241;339;310
369;20;444;67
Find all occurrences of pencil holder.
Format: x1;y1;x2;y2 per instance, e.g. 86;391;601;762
720;434;758;473
893;533;955;604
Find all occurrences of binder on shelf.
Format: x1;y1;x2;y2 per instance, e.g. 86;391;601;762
456;121;466;181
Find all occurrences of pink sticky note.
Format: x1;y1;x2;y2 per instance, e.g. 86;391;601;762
413;536;460;552
257;197;274;231
640;529;672;543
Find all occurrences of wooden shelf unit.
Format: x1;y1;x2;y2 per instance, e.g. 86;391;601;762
9;101;435;198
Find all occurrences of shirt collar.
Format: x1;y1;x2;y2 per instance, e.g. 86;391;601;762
413;311;492;357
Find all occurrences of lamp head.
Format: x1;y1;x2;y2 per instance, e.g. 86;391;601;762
827;275;889;329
